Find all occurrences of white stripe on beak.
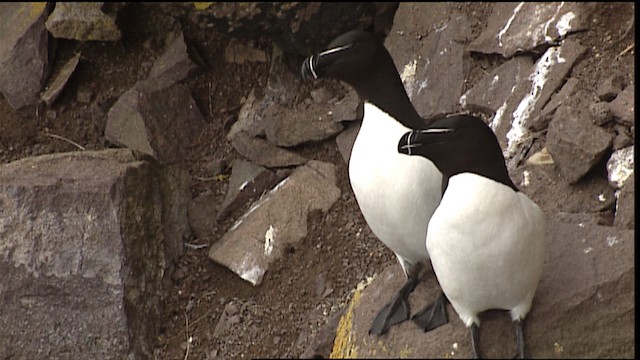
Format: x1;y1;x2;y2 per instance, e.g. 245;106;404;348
308;56;318;79
318;44;352;57
420;128;454;134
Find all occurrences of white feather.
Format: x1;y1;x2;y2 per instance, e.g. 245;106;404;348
426;173;545;327
349;103;443;273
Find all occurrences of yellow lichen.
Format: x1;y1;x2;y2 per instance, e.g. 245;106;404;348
193;2;214;10
330;288;361;358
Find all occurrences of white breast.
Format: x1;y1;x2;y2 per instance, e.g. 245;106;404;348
349;103;442;268
426;173;546;327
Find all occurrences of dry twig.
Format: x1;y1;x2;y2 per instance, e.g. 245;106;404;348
44;133;86;151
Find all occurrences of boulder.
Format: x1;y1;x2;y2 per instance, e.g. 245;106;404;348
614;174;635;230
45;2;121;41
230;131;308;168
468;2;594;58
546;100;614;183
329;219;634;358
461;56;532;116
209;160;341;286
385;3;470;119
105;78;206;167
608;86;634;127
0;2;49;113
41;52;82;106
0;149;188;359
490;39;587;162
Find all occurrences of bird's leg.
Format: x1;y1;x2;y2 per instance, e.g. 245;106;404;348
470;323;482;359
368;274;419;335
411;291;448;331
513;319;527;359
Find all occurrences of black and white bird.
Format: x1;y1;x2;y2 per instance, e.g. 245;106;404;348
301;30;448;335
398;116;546;359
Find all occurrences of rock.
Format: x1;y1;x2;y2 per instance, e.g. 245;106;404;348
330;219;634;358
608;86;634;126
228;89;268;140
606;145;634;189
225;38;268;64
468;2;594;58
541;78;581;116
184;2;387;56
596;74;626;101
490;39;587;161
614;174;634;229
148;31;199;84
300;309;345;359
0;149;187;359
216;159;283;221
385;3;470;119
511;164;616;214
45;2;121;41
0;3;49;112
263;102;344;147
187;191;217;241
335;121;362;164
76;84;93;103
41;52;81;106
461;56;533;115
613;125;634;150
230;131;307;168
105;78;206;167
546;98;614;184
208;161;341;286
589;101;612;125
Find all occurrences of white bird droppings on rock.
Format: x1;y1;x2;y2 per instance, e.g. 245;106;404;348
606;145;634;188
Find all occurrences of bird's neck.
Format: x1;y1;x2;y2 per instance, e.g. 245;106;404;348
355;65;425;130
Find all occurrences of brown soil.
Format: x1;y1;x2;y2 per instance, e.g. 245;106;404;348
0;3;634;359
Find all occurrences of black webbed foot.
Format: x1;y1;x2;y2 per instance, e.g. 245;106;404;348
369;275;419;335
411;292;448;332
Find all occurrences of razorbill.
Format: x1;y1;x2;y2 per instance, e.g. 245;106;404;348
398;116;546;358
301;30;447;335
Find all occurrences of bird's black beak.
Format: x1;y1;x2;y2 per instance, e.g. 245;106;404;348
398;131;419;155
301;54;318;82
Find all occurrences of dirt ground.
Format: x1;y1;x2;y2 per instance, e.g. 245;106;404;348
0;3;634;359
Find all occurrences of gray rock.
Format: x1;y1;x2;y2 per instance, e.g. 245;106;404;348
105;78;206;167
490;39;587;161
187;191;217;241
0;149;186;359
606;145;634;189
597;74;626;101
208;160;341;286
228;89;268;140
45;2;121;41
608;86;634;126
468;2;594;58
230;131;308;168
0;3;49;112
613;125;634;150
461;56;533;115
546;98;614;184
539;77;581;119
614;174;634;229
330;219;634;358
148;31;199;84
512;164;616;215
589;101;613;125
385;3;470;119
217;159;283;221
263;102;344;147
41;52;81;106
